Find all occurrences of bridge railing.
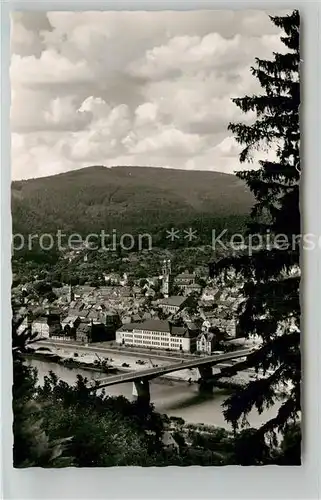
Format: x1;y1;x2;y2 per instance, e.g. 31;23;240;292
93;349;252;388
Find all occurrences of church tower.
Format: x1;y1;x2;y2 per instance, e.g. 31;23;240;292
68;283;74;303
162;259;171;298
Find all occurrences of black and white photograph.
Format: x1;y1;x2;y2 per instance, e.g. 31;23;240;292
10;9;301;467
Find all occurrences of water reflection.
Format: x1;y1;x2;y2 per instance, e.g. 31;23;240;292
26;358;280;429
163;390;222;412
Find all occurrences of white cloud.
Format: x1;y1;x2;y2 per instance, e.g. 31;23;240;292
126;128;204;156
10;10;289;179
79;96;111;118
11;132;76;179
68;103;132;162
128;32;285;81
11;50;92;86
11;90;91;132
134;102;159;126
44;96;91;128
184;137;243;173
10;21;36;50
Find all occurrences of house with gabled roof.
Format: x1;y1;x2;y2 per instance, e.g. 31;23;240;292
196;332;216;354
158;296;188;314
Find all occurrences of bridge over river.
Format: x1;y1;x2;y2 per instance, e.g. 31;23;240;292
91;348;252;403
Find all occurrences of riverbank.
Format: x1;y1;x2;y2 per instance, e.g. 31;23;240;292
24;350;119;374
27;357;283;429
35;338;193;362
45;339;286;392
30;341;252;390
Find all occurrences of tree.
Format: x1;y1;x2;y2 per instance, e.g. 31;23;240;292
273;422;301;465
185;291;200;315
11;315;168;467
12;316;72;467
127;278;135;288
212;11;301;459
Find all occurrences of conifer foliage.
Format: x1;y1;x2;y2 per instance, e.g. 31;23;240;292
214;10;301;458
12;314;72;467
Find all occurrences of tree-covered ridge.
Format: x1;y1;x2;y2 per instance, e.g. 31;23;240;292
211;10;301;456
12;166;253;236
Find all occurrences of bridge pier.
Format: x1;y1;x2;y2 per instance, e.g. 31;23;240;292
198;365;213;393
132;378;150;405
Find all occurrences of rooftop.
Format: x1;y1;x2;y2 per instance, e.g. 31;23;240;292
68;308;89;318
33;317;48;324
159;296;187;307
175;272;195;279
197;332;215;341
62;315;79;324
76;322;91;334
118;319;190;337
74;285;96;294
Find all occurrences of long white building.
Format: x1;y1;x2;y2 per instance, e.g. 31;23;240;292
116;319;197;353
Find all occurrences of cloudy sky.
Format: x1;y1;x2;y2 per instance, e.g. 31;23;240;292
10;10;286;180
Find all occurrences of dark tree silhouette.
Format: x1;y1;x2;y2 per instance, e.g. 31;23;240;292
12;315;72;467
211;11;301;459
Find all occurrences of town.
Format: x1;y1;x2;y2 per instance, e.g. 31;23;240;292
8;9;302;474
13;255;250;356
12;248;264;409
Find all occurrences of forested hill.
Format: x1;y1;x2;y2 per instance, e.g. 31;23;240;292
11;166;254;238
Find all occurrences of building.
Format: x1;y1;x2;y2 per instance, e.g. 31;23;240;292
201;287;220;302
131;313;142;323
201;312;240;338
67;284;74;303
183;283;202;296
132;285;144;298
105;310;121;326
143;285;156;298
174;271;196;291
61;315;81;336
104;311;121;340
75;321;91;343
167;270;203;296
158;296;188;314
162;431;180;452
75;320;108;343
52;285;70;299
121;314;132;325
161;259;172;298
116;319;198;352
16;316;32;335
68;307;89;319
87;309;106;323
31;317;50;339
47;311;62;337
211;316;240;338
103;272;121;285
196;332;216;354
90;322;109;342
73;285;96;300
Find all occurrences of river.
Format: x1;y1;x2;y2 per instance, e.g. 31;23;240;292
27;358;281;429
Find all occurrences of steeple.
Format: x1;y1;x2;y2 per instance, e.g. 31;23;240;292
162;259;171;298
68;283;74;303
